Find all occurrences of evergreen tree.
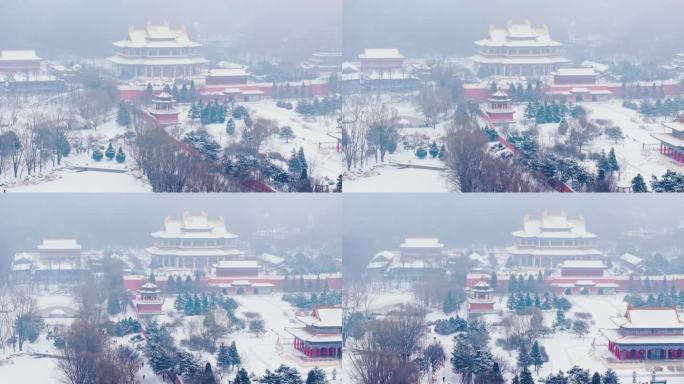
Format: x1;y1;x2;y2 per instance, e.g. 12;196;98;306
443;291;458;313
429;141;439;158
145;83;154;104
607;148;619;172
305;367;327;384
92;148;103;161
591;372;601;384
519;367;535;384
530;341;544;373
217;343;230;370
234;368;251;384
567;366;590;384
228;341;241;368
631;174;648;192
105;142;116;160
517;342;532;369
116;103;132;127
226;118;236;135
115;147;126;163
601;369;619;384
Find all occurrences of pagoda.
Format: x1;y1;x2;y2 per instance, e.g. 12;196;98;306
146;212;245;271
506;211;603;268
108;22;209;80
467;279;496;315
471;21;569;77
147;92;179;126
484;90;515;125
134;279;164;315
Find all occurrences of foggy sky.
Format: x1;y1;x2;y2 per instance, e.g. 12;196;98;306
343;0;684;59
0;0;341;60
0;194;342;278
342;194;684;278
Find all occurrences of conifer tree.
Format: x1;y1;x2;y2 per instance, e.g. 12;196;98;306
115;147;126;163
217;343;230;370
631;173;648;192
105;142;116;160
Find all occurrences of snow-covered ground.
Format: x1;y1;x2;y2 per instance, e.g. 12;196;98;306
583;100;684;187
177;100;345;184
343;98;455;192
155;293;342;381
1;116;151;193
361;288;681;383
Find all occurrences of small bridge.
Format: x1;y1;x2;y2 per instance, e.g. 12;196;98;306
39;305;78;318
70;165;129;173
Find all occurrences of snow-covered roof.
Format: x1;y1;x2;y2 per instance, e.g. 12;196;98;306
507;247;603;257
475;21;564;48
113;23;202;48
37;239;82;251
611;307;684;330
107;56;209;66
139;281;160;291
0;50;42;61
620;253;643;266
663;121;684;134
297;307;342;328
400;237;444;249
359;48;404;60
215;260;259;269
470;55;569;65
512;211;597;239
152;212;239;239
285;327;342;343
559;260;606;269
208;68;249;77
259;253;285;266
146;247;245;257
555;68;597;77
601;328;684;345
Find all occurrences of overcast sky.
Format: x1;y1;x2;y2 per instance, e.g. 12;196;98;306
343;194;684;278
0;0;341;59
343;0;684;59
0;194;341;274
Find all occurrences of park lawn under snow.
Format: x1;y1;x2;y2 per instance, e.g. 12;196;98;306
178;100;345;182
2;118;151;193
158;293;342;381
583;101;684;187
343;101;454;192
362;288;683;384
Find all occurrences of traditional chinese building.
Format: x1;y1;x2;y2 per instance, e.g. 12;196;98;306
653;115;684;163
471;21;569;77
108;23;209;80
11;240;89;283
358;48;405;72
134;280;164;315
484;90;515;125
553;68;598;85
146;212;245;271
364;238;446;280
602;307;684;361
467;279;496;315
286;306;342;359
506;211;603;268
146;91;180;126
205;67;250;86
214;260;260;277
0;50;43;75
